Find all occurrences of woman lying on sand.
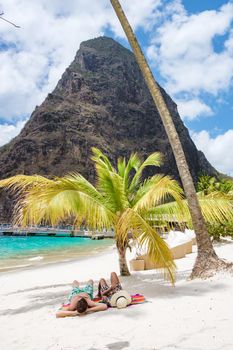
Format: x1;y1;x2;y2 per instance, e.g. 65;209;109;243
98;272;123;305
98;272;131;308
56;279;107;317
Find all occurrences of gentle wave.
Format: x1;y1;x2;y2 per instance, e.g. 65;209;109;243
0;263;32;270
28;256;44;261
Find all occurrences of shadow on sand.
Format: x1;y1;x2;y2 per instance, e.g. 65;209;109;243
0;268;230;316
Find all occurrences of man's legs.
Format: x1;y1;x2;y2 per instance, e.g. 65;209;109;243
83;279;94;299
66;280;81;302
86;279;93;286
72;280;80;288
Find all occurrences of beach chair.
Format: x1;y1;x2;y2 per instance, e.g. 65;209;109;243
129;259;145;271
135;242;187;271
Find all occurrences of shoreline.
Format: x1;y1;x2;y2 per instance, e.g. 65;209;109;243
0;243;115;276
0;237;115;274
0;245;120;297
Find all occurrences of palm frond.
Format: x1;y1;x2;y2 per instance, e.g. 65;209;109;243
132;175;185;213
91;147;114;172
198;190;233;201
91;148;129;211
116;208;176;284
117;157;126;178
129;152;163;192
0;174;52;195
118;153;142;194
12;174;116;228
198;198;233;223
96;166;129;213
148;201;191;226
123;153;141;193
150;196;233;226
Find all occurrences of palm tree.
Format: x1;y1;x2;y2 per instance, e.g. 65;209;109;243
1;149;232;281
110;0;233;278
0;149;180;281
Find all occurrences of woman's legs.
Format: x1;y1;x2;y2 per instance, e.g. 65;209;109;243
98;278;109;297
99;278;109;288
110;272;121;288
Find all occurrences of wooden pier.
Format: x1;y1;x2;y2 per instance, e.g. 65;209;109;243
0;225;115;238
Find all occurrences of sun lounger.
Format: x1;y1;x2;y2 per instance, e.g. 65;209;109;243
129;230;194;271
185;240;193;254
129;259;145;271
132;242;187;271
185;229;196;245
170;242;187;259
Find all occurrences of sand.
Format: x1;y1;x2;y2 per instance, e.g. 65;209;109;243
0;241;233;350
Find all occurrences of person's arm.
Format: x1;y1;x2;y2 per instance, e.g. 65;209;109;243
100;286;114;296
56;310;78;318
86;302;108;314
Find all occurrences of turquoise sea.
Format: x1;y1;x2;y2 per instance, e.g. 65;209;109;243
0;236;113;272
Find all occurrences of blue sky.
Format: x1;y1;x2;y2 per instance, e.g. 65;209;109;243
0;0;233;175
174;0;233;134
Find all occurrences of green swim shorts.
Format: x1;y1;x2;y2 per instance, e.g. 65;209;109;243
68;283;94;302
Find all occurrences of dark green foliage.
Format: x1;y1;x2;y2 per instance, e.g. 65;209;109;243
197;175;233;195
207;222;233;241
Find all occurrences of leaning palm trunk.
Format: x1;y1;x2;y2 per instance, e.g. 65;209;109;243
110;0;232;278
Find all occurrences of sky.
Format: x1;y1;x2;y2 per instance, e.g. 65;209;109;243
0;0;232;176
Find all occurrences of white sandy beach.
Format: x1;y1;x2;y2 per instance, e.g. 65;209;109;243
0;241;233;350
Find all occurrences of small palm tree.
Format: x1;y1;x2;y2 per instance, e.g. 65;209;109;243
0;149;180;281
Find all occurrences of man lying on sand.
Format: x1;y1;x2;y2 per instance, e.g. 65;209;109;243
56;279;107;317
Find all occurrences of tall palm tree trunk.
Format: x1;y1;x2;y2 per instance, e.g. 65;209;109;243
110;0;232;278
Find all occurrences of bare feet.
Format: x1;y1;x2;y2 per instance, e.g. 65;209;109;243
72;280;79;287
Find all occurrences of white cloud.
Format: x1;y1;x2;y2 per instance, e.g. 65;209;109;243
0;0;165;148
1;0;233;173
0;0;110;122
0;0;161;124
177;99;213;120
147;0;233;119
109;0;162;35
192;129;233;175
0;119;27;146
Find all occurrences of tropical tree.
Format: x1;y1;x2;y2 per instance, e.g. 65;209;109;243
197;175;233;196
110;0;233;278
0;149;232;282
0;149;180;282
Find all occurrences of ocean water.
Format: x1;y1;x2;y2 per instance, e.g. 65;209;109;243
0;236;114;272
